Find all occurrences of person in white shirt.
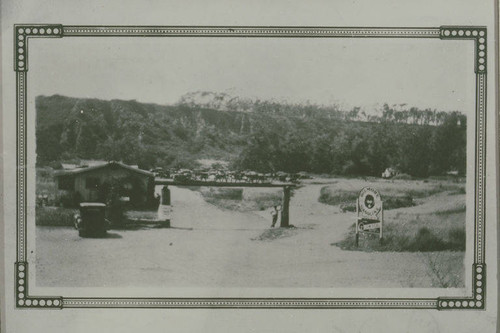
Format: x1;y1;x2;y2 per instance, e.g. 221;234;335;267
270;205;279;228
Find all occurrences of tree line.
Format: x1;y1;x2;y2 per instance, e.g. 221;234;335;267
36;95;466;178
232;111;466;177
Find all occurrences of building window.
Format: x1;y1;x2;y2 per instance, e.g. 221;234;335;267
85;177;100;190
58;177;74;190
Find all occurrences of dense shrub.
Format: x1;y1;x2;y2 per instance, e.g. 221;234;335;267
335;224;466;253
383;194;415;210
36;207;76;226
448;227;466;251
407;227;448;252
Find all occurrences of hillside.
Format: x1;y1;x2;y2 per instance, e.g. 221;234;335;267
36;94;258;168
36;94;466;177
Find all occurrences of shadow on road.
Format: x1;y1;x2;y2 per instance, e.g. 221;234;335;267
170;226;194;231
78;232;123;239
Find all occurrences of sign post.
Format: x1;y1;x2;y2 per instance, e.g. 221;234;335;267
355;187;383;246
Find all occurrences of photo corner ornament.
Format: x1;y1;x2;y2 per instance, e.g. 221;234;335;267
356;187;383;246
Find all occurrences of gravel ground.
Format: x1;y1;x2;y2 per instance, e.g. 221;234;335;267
36;184;464;288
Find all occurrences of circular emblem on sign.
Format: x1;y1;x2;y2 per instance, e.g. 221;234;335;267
358;187;382;216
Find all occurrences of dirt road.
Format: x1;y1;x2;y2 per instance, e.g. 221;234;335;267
36;184;463;288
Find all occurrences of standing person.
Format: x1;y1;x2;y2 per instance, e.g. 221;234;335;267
270;205;279;228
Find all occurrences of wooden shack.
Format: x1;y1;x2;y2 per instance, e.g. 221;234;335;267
54;162;156;208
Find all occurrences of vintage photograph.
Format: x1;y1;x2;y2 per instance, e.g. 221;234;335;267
2;0;498;330
31;36;472;289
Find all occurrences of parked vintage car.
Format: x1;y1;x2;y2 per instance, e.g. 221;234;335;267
74;202;110;237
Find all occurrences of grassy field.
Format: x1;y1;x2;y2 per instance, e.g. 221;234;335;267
319;177;465;211
36;206;77;226
335;210;465;252
192;187;284;212
323;177;466;253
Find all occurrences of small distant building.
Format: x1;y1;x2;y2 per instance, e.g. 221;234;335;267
54;161;156;208
382;167;399;179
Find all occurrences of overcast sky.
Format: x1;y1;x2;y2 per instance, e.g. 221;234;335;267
28;36;475;113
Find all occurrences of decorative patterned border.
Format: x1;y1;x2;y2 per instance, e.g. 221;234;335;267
13;25;487;310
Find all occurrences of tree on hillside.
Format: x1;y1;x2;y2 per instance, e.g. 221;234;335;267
429;112;466;175
36;95;467;178
233;130;281;172
397;126;433;177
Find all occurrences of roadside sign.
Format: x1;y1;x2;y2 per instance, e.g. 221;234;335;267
358;187;382;218
358;221;382;231
356;187;383;246
357;220;381;231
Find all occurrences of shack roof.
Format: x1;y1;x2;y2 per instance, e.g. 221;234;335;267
54;161;154;178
